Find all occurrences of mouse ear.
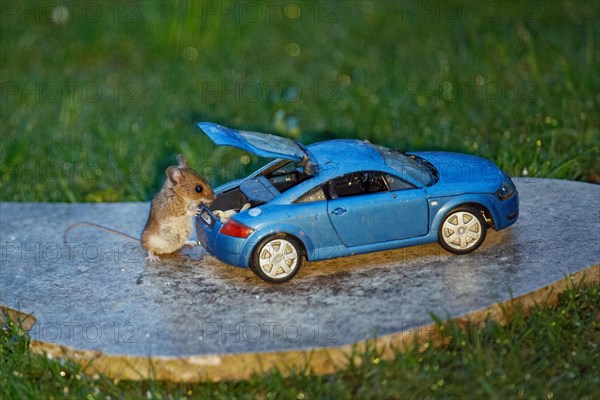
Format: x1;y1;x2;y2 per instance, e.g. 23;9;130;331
166;166;183;186
176;154;188;168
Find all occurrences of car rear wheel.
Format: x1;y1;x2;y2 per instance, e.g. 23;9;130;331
250;235;303;283
438;206;487;254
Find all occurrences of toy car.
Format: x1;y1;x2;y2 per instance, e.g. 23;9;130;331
195;122;519;283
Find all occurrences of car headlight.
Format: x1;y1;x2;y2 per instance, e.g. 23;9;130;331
496;180;516;201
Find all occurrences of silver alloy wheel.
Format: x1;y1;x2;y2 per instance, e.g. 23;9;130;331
441;210;482;250
258;238;299;279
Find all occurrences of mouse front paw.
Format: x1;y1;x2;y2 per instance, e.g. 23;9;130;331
188;206;201;217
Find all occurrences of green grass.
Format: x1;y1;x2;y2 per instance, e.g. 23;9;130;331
2;280;599;399
1;1;599;202
1;1;599;398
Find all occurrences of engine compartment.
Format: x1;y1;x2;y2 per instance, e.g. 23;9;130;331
209;187;249;212
209;159;311;214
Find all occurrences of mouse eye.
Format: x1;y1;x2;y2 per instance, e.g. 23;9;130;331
195;185;203;193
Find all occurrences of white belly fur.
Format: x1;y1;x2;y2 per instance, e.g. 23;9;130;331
147;215;193;255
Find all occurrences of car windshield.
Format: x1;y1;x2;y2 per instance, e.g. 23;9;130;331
372;144;434;186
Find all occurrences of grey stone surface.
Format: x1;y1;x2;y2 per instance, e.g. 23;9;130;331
1;178;598;357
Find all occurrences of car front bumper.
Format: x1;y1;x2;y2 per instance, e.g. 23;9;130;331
494;191;519;230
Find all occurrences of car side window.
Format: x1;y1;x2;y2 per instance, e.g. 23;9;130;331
296;186;327;203
328;171;389;198
384;174;415;191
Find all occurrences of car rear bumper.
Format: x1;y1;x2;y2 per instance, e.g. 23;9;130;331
195;208;250;269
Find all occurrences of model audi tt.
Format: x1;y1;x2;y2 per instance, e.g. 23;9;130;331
195;122;519;283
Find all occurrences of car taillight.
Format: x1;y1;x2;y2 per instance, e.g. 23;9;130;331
219;219;254;238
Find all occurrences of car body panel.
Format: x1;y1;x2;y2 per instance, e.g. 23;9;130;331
214;178;244;194
327;189;429;247
235;201;342;264
239;176;280;204
426;192;517;233
195;123;519;273
414;151;503;195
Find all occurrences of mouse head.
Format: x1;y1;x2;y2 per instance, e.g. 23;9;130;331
165;155;216;205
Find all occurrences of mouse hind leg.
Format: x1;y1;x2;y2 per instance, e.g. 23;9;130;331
145;250;160;263
143;233;181;259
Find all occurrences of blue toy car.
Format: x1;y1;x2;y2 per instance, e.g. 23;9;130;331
195;122;519;283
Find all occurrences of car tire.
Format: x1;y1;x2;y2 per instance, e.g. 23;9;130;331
250;234;303;283
438;206;487;255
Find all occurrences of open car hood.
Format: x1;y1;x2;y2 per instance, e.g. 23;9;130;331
197;122;309;162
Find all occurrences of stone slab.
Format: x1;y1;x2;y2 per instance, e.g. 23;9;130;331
1;178;598;358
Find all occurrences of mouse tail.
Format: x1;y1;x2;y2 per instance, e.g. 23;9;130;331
63;222;140;244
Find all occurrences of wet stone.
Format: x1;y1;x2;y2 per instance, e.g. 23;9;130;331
0;178;598;357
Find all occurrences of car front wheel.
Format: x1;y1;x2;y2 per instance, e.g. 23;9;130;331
438;206;487;254
250;235;303;283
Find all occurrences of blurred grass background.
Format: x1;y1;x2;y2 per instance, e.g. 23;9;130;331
1;0;598;202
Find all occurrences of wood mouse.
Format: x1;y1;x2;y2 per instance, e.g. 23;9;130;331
141;154;215;261
64;154;215;263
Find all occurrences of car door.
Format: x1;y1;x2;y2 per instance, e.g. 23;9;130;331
326;171;429;247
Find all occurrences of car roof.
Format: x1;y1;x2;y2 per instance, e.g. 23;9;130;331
306;139;388;180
